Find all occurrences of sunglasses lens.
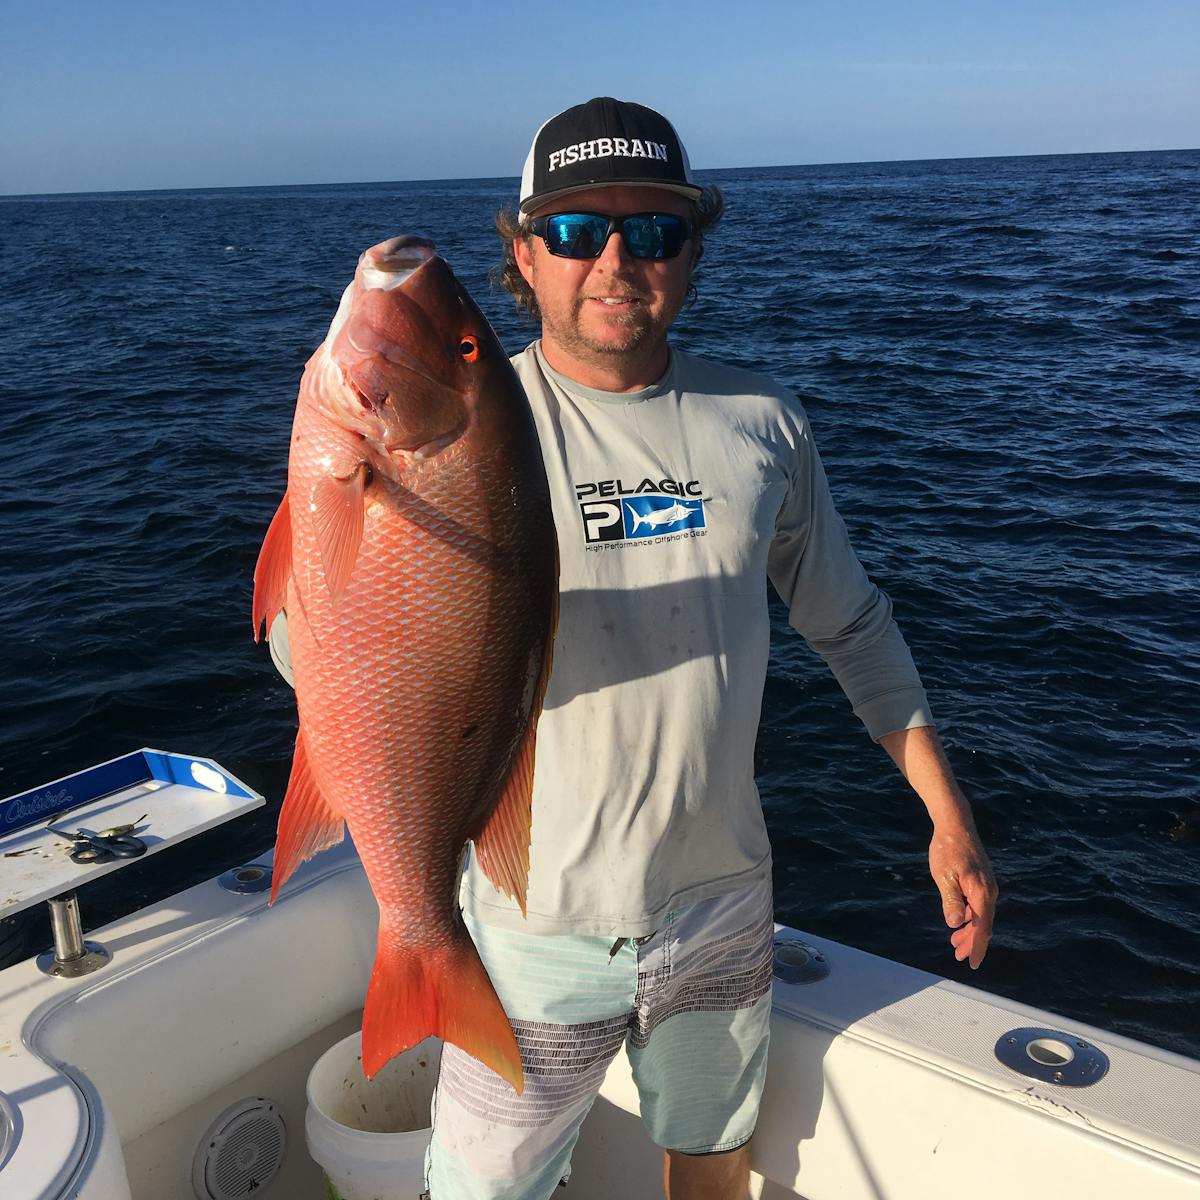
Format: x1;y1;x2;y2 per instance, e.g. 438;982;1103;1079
546;214;611;258
538;214;690;259
623;215;687;259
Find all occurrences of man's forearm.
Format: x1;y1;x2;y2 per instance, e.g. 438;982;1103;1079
877;724;979;834
880;723;998;966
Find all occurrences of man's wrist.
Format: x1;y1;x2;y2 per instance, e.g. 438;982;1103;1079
878;725;980;836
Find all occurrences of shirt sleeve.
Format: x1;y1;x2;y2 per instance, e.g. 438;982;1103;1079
766;405;934;740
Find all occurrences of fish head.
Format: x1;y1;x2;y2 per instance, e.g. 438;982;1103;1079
325;236;517;476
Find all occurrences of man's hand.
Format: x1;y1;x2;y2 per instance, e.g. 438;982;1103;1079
878;725;999;970
928;826;996;970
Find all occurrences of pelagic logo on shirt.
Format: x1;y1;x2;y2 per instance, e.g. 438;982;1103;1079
576;476;708;547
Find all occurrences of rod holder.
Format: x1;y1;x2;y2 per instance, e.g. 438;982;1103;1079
37;892;111;979
994;1026;1109;1087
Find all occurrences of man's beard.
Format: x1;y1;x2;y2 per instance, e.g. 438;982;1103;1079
543;298;661;360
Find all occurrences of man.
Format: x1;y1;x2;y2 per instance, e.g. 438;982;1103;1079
270;96;998;1199
422;97;998;1200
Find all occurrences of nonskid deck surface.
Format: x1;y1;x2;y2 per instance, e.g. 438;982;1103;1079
1;840;1197;1200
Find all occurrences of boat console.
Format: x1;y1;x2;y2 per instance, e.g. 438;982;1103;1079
0;751;268;1198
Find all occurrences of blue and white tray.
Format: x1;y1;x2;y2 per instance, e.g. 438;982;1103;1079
0;749;264;918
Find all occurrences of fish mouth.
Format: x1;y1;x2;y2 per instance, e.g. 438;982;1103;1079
324;237;440;350
359;236;438;291
336;237;474;465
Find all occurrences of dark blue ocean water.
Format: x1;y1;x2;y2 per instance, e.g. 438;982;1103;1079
2;152;1197;1059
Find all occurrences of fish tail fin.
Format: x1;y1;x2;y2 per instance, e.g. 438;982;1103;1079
362;928;524;1094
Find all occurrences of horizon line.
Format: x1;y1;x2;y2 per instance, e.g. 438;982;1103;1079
3;143;1196;202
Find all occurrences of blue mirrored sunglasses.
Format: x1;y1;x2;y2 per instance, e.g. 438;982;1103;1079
527;212;692;260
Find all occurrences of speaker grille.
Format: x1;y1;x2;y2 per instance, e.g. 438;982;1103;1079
192;1098;287;1200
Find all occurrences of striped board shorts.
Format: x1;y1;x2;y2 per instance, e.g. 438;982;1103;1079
425;879;774;1200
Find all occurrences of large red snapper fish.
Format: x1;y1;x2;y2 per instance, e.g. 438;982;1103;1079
252;236;557;1092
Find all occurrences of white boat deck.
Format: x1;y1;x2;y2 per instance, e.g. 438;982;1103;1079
2;785;1198;1200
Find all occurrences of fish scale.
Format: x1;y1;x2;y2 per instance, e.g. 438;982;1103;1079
292;461;525;925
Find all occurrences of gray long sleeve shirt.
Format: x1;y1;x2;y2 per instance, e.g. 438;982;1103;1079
459;343;933;936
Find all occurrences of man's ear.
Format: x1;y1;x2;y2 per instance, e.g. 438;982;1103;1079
514;235;536;289
690;239;703;271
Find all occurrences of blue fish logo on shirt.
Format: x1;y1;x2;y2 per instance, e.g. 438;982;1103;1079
623;496;706;539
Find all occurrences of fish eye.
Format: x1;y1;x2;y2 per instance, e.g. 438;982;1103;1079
458;336;480;362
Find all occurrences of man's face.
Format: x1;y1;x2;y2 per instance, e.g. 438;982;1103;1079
514;185;698;380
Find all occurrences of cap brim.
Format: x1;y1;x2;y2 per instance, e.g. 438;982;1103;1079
520;178;703;216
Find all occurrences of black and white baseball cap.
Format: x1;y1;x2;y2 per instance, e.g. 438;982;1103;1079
519;97;702;216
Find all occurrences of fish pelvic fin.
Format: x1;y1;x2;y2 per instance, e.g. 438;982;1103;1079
473;584;558;918
269;728;346;903
313;462;368;602
252;491;293;641
362;930;524;1094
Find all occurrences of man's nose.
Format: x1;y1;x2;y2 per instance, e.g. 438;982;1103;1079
594;228;636;270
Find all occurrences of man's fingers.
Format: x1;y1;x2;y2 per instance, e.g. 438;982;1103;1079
944;871;996;929
928;836;998;969
951;922;979;964
964;873;998;933
948;904;992;969
939;880;968;926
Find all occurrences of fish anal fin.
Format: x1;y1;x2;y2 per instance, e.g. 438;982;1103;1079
252;491;292;641
474;604;557;918
313;463;367;602
361;930;524;1094
269;729;345;902
473;733;534;918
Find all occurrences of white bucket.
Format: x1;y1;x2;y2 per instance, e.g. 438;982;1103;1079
305;1031;442;1200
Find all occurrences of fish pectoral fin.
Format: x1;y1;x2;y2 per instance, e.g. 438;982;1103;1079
252;491;293;641
269;729;346;902
362;931;524;1093
313;462;369;602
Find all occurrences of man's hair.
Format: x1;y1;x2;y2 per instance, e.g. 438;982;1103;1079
492;184;726;321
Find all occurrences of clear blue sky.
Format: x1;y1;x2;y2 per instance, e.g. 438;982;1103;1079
2;0;1196;195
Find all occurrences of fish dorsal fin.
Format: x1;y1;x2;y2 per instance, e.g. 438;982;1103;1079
252;491;292;641
269;727;346;902
313;463;368;601
473;595;558;917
